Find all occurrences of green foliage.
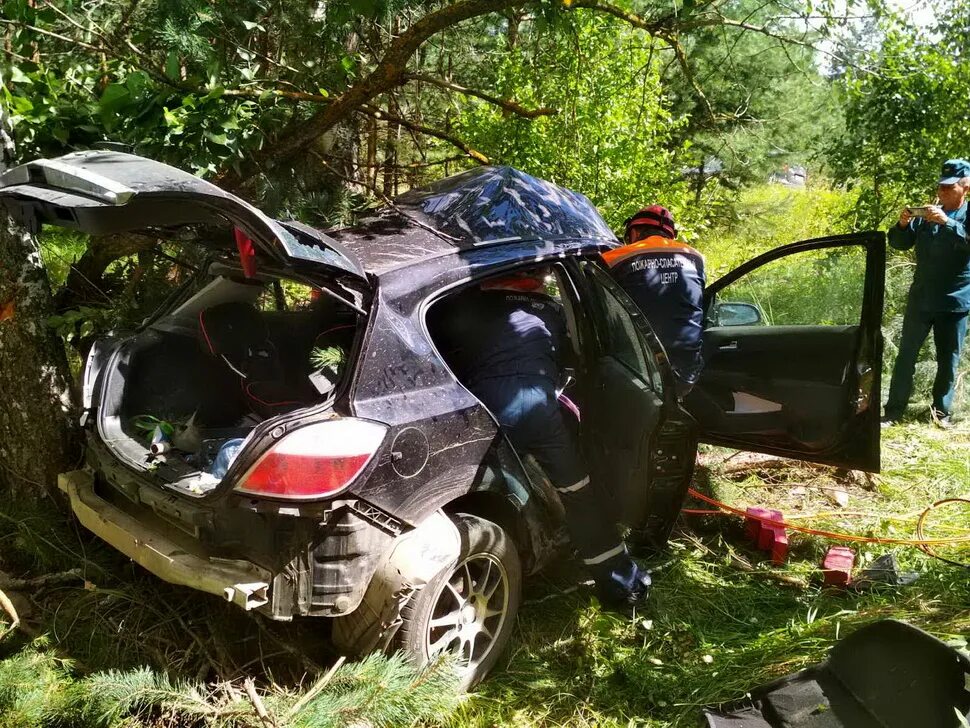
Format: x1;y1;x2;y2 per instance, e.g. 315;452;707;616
716;246;865;327
829;0;970;228
664;0;843;186
37;231;87;289
47;307;116;348
703;184;868;329
0;640;72;728
455;13;720;235
61;667;239;728
291;653;460;728
700;183;861;278
0;638;458;728
310;345;346;372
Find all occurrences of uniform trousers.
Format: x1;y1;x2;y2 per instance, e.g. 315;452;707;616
885;308;969;418
470;374;641;598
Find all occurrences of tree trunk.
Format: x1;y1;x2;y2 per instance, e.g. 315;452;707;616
0;214;81;500
0;110;80;500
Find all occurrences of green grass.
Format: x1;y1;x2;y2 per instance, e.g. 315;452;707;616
455;424;969;727
0;498;459;727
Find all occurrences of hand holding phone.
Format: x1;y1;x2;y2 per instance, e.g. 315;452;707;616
906;206;933;217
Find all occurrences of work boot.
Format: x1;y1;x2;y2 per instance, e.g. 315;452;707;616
598;564;652;616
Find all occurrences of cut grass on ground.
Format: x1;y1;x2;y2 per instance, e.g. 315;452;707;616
453;422;970;728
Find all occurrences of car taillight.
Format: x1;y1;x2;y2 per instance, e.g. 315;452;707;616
235;419;386;499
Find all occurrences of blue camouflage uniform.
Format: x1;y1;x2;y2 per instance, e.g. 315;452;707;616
436;285;647;602
885;200;970;419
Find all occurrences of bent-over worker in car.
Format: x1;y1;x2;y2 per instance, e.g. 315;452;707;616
435;270;651;611
603;205;706;398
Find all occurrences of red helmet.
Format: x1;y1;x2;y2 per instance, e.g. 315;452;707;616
624;205;676;241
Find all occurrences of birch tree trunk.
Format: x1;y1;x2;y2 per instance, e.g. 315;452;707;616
0;114;79;500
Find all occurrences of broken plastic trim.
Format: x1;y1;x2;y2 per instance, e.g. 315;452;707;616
57;470;272;611
223;581;270;610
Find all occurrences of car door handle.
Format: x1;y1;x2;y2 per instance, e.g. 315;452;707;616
718;341;739;351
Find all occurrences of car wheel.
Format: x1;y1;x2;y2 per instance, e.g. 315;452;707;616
396;513;522;691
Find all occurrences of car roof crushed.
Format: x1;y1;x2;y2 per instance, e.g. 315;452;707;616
330;166;617;275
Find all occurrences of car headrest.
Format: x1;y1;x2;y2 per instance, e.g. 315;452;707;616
198;302;269;363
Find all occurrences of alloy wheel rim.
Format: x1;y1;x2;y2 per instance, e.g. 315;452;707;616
425;553;509;674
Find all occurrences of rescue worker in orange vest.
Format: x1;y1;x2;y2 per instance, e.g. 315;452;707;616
603;205;706;397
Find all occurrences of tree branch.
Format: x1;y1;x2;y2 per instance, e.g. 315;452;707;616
219;0;522;190
222;88;332;103
569;0;676;35
359;104;490;164
662;33;718;124
0;19;102;52
312;151;462;243
403;72;557;118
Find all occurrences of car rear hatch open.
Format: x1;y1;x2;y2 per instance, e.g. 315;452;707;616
0;151;372;493
0;150;367;284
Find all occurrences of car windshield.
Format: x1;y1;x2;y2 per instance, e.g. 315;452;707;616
394;166;616;246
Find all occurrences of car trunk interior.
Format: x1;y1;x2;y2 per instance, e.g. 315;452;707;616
97;264;360;492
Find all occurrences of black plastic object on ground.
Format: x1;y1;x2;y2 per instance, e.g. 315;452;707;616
702;619;970;728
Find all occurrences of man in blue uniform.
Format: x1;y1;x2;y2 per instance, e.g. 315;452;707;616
883;159;970;427
603;205;706;397
435;270;651;611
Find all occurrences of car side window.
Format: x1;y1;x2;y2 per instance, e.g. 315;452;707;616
710;245;866;327
581;262;663;392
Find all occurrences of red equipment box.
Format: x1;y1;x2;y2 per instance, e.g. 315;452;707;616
822;546;856;586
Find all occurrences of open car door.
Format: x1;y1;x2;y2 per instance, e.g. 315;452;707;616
0;151;366;283
692;233;885;472
569;259;698;550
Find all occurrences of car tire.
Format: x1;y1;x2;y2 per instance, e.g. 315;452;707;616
395;513;522;691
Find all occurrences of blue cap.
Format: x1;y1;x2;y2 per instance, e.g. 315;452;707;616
939;159;970;185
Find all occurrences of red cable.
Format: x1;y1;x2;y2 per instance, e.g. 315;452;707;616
685;487;970;547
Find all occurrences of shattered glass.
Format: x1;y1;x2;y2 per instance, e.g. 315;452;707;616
395;166;616;245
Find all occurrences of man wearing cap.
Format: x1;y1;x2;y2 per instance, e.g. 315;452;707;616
883;159;970;427
433;270;652;612
602;205;706;397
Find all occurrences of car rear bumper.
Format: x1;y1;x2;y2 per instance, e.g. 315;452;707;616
58;470;273;611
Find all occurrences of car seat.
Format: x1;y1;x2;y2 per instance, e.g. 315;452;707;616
702;619;970;728
198;301;308;418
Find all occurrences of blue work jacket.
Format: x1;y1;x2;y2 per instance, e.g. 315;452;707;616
888;202;970;312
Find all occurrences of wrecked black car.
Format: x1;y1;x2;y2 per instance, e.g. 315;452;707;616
0;152;885;688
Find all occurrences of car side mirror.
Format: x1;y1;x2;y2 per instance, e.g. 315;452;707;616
712;302;763;327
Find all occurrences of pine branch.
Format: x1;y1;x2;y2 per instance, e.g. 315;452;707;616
569;0;678;35
359;104;490;165
663;32;718;124
222;88;333;103
0;569;83;591
218;0;523;190
0;19;102;52
403;72;557;118
285;656;345;720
